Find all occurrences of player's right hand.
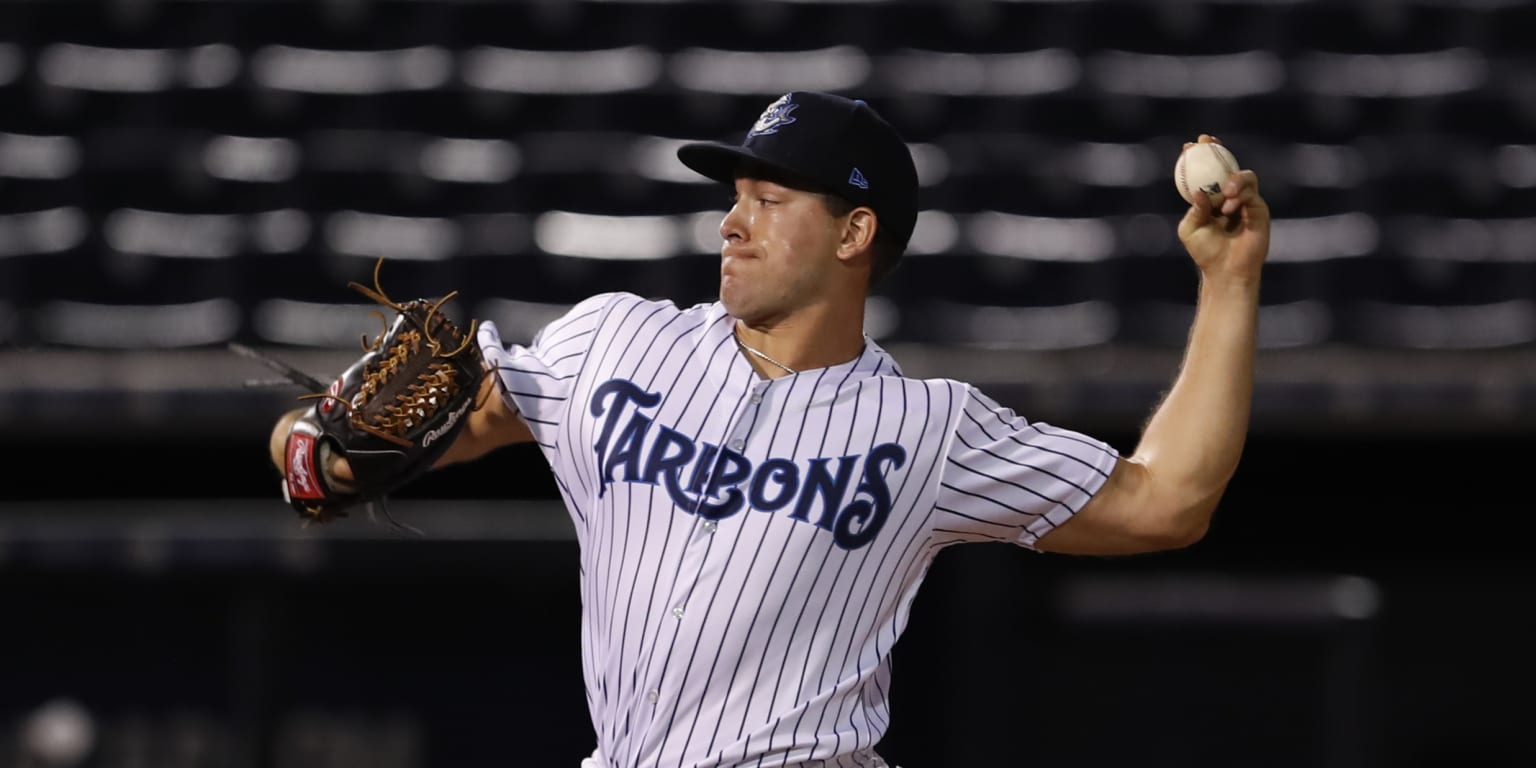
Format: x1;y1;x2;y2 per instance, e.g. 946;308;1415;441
1176;138;1269;284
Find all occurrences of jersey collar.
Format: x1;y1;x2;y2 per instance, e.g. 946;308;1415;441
699;301;901;395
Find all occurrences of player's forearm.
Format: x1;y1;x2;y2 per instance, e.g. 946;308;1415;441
433;377;536;468
1130;273;1259;535
434;413;504;467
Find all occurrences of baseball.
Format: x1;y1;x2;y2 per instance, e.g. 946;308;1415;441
1175;139;1240;206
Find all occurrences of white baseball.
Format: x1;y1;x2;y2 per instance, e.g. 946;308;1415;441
1174;140;1240;206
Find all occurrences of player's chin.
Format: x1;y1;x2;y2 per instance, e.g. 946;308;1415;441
719;277;747;315
719;278;765;322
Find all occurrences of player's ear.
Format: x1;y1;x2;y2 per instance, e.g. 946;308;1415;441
836;206;877;264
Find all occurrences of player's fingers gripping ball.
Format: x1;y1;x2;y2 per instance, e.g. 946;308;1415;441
280;259;490;524
1174;135;1240;208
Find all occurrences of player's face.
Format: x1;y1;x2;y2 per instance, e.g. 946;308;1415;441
719;175;847;324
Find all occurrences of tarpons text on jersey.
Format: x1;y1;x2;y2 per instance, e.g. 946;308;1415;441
589;379;907;550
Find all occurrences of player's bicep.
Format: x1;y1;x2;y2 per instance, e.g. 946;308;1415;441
1032;456;1200;555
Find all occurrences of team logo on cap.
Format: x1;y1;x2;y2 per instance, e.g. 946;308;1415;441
749;94;798;137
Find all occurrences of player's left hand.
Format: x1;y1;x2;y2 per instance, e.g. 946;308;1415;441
1176;135;1270;283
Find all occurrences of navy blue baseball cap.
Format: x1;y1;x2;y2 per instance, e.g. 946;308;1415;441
677;91;919;251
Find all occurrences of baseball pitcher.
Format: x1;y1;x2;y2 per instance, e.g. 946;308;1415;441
268;91;1270;768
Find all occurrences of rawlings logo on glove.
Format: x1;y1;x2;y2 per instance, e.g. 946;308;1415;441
423;395;475;449
285;430;323;500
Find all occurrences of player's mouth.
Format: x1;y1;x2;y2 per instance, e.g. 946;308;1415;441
721;244;758;261
721;247;759;277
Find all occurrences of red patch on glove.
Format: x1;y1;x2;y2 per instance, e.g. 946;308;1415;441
286;432;324;500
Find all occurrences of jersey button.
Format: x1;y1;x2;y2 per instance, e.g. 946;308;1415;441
672;606;685;619
702;520;718;534
749;392;763;405
646;689;659;704
728;439;745;451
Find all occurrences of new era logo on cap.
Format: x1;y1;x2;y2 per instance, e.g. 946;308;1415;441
848;167;869;189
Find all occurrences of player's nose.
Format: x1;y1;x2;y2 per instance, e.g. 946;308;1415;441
719;202;747;244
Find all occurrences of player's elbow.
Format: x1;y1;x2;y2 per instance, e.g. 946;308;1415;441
1117;512;1202;553
1144;495;1218;551
1162;514;1210;550
1039;459;1215;555
1124;462;1218;551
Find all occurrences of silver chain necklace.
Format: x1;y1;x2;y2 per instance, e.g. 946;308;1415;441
735;331;798;375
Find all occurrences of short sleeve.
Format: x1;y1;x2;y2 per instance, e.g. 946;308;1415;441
476;292;617;451
934;385;1120;550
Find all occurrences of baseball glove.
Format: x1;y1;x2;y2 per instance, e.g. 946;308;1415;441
275;259;489;527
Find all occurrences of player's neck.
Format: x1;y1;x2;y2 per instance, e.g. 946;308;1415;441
734;300;865;379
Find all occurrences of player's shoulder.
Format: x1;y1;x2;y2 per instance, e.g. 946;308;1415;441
598;291;712;312
567;292;711;325
883;372;973;403
848;372;972;434
866;374;1017;439
859;343;974;408
543;293;723;351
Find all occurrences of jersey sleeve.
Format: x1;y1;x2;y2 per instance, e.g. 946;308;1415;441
476;292;618;451
933;384;1120;550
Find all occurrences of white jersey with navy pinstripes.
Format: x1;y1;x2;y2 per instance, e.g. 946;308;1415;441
477;292;1119;768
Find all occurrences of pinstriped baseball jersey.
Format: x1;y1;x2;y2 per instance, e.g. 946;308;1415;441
477;292;1120;768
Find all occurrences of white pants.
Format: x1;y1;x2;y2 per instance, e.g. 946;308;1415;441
582;749;899;767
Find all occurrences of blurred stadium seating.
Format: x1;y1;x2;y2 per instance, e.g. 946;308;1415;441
1;0;1534;428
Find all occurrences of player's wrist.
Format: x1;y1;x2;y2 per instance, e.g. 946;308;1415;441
269;407;307;471
1198;270;1261;300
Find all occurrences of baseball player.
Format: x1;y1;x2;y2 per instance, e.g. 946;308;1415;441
271;91;1270;767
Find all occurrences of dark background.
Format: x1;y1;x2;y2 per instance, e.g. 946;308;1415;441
3;0;1535;766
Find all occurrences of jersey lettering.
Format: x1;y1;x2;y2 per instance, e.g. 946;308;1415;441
589;376;906;549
